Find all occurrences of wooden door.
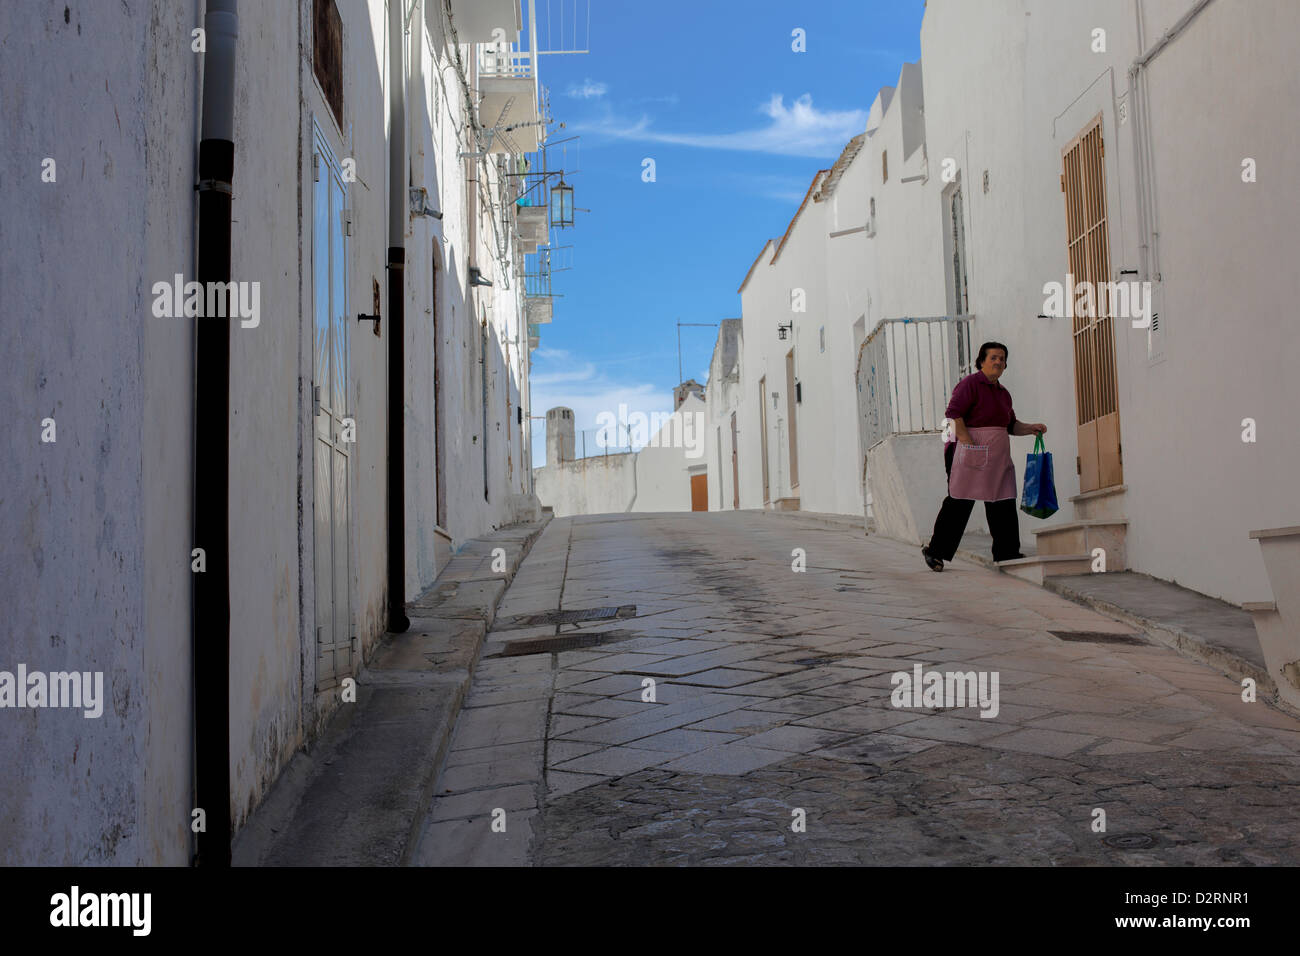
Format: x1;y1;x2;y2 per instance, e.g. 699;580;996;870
433;255;446;528
785;349;799;492
730;412;739;509
311;132;352;690
1062;114;1123;492
758;377;770;504
690;473;708;512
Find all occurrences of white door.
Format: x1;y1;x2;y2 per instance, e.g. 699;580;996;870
312;134;352;690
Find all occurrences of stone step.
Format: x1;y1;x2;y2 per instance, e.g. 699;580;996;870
1247;526;1300;712
995;553;1095;586
1068;483;1127;520
1031;518;1128;568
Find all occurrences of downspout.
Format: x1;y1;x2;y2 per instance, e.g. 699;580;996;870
387;0;410;633
193;0;237;867
1128;0;1214;282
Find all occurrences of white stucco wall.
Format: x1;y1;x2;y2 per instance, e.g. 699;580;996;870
705;321;743;512
919;0;1300;601
534;394;708;516
1;0;540;865
0;0;198;866
533;454;636;517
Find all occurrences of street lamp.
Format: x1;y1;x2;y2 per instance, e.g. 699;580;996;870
549;178;574;228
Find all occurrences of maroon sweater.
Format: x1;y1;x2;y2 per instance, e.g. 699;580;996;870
946;371;1017;431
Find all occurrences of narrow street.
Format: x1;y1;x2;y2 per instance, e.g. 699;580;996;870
413;512;1300;866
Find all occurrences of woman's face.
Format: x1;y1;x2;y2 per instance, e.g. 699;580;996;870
980;349;1007;380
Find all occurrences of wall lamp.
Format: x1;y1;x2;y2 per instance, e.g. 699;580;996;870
409;187;443;220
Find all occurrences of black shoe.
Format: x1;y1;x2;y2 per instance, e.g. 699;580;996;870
921;546;944;572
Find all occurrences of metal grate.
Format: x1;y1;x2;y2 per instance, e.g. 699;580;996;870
1049;630;1148;646
489;628;638;658
499;605;635;629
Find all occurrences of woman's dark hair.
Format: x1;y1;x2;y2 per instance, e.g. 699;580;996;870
976;341;1009;370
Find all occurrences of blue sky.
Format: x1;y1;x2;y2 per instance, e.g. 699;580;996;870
526;0;925;464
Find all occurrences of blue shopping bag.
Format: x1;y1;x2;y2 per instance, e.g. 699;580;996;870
1020;433;1059;519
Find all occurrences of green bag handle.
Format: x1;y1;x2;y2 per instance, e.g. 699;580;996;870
1032;433;1046;455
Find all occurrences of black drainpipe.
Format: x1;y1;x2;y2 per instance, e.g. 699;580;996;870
387;0;410;634
193;0;237;867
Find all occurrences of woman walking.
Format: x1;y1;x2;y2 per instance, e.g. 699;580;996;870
922;341;1046;571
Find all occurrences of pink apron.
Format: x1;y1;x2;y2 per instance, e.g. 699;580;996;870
948;426;1017;502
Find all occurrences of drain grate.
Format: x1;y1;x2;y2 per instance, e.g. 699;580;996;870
1050;629;1148;646
1102;833;1157;850
501;605;636;629
489;628;639;658
789;655;843;667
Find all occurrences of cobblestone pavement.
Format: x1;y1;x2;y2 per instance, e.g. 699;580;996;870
412;512;1300;866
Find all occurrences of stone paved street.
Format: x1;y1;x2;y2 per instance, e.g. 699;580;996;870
412;512;1300;866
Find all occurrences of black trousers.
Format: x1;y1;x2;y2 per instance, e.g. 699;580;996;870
927;442;1022;562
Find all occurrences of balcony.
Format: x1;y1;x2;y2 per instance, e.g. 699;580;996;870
515;203;548;253
477;44;542;154
444;0;521;44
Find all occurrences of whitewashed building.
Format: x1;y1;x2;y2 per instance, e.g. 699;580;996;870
534;390;710;516
1;0;557;864
718;0;1300;698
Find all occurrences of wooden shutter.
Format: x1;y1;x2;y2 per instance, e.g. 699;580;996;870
1062;114;1123;492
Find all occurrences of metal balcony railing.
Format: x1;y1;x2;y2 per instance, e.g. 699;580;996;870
856;315;975;452
478;44;535;80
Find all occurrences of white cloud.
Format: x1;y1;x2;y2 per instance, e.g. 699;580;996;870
529;361;597;386
568;93;867;159
566;78;608;99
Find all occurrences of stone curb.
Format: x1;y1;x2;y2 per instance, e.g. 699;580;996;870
231;514;552;866
863;530;1295;722
1038;576;1298;721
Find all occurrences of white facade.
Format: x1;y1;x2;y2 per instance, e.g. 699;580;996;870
1;0;546;864
534;394;709;516
719;0;1299;606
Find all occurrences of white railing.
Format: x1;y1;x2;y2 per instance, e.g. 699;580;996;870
478;44;534;80
856;315;974;451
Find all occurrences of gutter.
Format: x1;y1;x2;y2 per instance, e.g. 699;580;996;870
193;0;237;867
1127;0;1216;282
387;0;410;633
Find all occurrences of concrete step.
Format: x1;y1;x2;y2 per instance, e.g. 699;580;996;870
1247;526;1300;712
1068;483;1127;520
1031;518;1128;568
995;553;1095;585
